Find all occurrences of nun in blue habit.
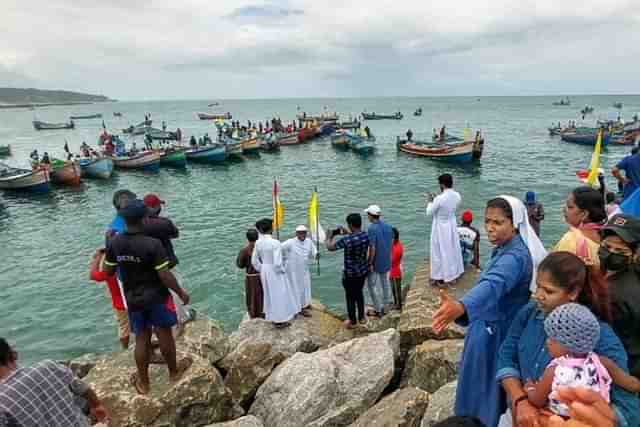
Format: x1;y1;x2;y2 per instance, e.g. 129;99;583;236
432;195;547;427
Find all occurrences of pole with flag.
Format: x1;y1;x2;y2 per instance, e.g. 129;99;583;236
586;129;603;188
272;178;284;241
308;187;326;275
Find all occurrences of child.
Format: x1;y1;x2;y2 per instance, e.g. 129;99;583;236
525;303;640;419
457;210;480;269
390;227;404;310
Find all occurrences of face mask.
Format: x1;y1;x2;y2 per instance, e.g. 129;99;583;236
598;247;631;272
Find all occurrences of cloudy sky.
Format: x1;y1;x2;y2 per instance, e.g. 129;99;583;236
2;0;640;100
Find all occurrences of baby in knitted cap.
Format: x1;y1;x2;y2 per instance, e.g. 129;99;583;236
524;303;640;419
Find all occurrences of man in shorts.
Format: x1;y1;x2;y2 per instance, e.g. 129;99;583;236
103;199;191;395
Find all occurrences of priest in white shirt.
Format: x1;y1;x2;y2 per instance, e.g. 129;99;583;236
426;173;464;286
282;225;317;317
251;218;299;328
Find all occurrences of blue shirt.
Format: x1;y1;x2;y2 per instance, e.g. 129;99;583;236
109;215;126;234
367;219;393;273
335;231;370;277
618;153;640;199
497;302;640;427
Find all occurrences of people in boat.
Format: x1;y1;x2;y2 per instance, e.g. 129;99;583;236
162;121;166;132
40;152;50;165
439;125;446;141
203;133;211;145
406;129;413;142
433;128;439;139
364;126;371;138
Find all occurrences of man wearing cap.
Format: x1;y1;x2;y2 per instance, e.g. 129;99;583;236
457;210;480;269
599;214;640;378
426;174;464;286
282;225;318;317
524;191;544;237
365;204;393;316
103;199;191;395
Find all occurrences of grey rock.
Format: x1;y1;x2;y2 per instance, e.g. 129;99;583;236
66;353;107;379
249;329;400;427
401;340;464;393
178;317;230;366
206;415;264;427
350;386;430;427
420;381;457;427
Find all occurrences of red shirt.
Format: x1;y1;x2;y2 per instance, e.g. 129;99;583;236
390;241;404;279
90;266;125;310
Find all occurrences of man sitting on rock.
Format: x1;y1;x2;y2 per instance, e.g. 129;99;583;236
0;337;109;426
103;199;191;395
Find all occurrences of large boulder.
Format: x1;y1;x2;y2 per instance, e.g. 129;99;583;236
219;302;351;408
206;415;264;427
420;381;457;427
178;317;229;366
84;350;233;426
249;329;400;427
350;387;429;427
401;340;464;393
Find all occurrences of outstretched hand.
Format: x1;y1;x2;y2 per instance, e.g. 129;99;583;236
431;289;465;334
547;387;616;427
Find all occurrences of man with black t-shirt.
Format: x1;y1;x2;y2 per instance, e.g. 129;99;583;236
104;199;191;395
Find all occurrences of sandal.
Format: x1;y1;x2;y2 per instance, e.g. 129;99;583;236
129;372;149;395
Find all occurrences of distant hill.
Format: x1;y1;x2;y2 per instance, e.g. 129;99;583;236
0;88;113;106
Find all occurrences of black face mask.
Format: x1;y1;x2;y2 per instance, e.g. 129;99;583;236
598;247;631;272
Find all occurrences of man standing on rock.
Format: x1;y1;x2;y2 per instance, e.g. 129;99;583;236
0;338;109;426
236;228;264;319
365;205;393;317
103;199;191;395
282;225;317;317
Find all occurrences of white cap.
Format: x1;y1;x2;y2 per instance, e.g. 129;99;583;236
295;225;308;232
364;205;382;216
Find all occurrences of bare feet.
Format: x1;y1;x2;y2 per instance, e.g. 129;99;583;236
130;372;150;395
343;320;355;329
169;357;193;383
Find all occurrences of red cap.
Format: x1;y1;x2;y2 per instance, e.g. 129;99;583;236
143;193;165;208
462;210;473;223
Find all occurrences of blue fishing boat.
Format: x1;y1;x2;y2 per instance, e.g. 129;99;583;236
79;157;114;179
185;144;227;163
111;151;161;172
349;134;376;156
560;131;609;146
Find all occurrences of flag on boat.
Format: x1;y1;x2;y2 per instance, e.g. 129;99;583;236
586;130;602;187
272;178;284;231
308;188;326;243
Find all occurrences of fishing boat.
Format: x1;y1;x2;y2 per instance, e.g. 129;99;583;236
33;120;75;130
49;159;81;186
580;105;594;115
69;113;102;120
414;108;423;117
317;122;335;137
298;126;319;143
113;112;122;117
362;112;403;120
552;97;571;106
79;157;113;179
159;148;187;168
0;163;50;192
349;134;376;156
0;145;10;157
197;112;232;120
336;120;360;130
241;137;261;154
208;102;220;107
146;127;178;141
296;112;339;122
613;102;623;109
331;131;351;149
397;139;475;162
560;130;609;146
276;133;299;146
259;135;280;152
185;144;227;163
225;140;244;158
111;151;161;172
123;124;150;135
548;126;562;136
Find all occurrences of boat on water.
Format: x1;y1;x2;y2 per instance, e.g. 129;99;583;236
113;112;122;117
349;134;376;156
276;133;299;146
208;102;220;107
296;112;339;122
613;102;623;109
298;126;319;143
331;131;351;149
259;135;280;152
185;144;227;163
397;139;476;162
560;130;609;146
548;126;562;136
159;148;187;168
0;145;10;157
110;151;161;172
580;105;594;115
414;108;423;117
48;159;81;186
336;120;360;130
146;127;179;141
33;120;75;131
362;112;403;120
552;97;571;106
240;137;261;154
197;112;232;120
69;113;102;120
0;163;50;192
79;157;113;179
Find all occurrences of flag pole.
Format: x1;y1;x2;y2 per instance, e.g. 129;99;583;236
273;177;280;241
315;186;320;276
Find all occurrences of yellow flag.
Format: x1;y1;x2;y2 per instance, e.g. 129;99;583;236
586;130;602;187
308;189;326;243
273;179;284;230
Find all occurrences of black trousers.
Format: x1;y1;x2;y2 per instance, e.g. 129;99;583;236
342;273;367;322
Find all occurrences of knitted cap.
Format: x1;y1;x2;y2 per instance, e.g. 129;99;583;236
544;303;600;355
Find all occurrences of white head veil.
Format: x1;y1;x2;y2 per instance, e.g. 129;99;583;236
499;195;548;292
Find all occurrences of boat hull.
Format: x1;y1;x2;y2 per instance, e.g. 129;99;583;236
560;132;609;146
79;158;113;179
69;114;102;120
185;146;227;163
50;161;81;186
277;133;300;146
331;133;351;148
160;150;187;168
241;138;261;154
0;168;50;192
33;120;74;130
197;112;232;120
362;113;403;120
112;152;161;172
397;140;475;163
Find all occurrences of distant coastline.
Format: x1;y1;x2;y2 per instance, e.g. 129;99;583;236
0;87;115;110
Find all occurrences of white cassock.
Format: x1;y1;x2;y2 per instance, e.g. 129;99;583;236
251;234;299;322
426;188;464;282
282;237;317;310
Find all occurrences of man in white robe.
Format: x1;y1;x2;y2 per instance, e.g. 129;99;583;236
251;218;299;327
282;225;317;317
426;173;464;285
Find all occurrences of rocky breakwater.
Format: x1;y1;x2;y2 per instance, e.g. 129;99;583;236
70;261;475;426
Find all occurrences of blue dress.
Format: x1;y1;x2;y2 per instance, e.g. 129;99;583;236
497;302;640;427
455;234;533;427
